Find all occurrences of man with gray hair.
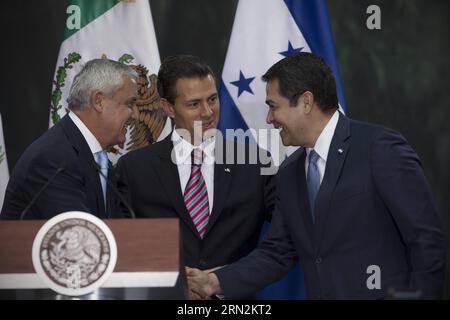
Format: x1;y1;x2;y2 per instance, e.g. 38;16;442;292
1;59;138;219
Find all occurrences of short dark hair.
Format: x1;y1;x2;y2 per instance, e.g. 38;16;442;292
262;52;338;111
157;55;216;104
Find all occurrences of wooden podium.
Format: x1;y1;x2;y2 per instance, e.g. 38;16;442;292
0;218;186;299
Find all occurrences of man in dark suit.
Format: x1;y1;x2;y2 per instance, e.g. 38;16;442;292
116;55;275;275
187;52;447;299
1;59;138;219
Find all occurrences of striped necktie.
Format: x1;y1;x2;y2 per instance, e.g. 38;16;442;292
183;148;210;239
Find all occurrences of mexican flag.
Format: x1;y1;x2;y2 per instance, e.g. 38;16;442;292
50;0;170;162
0;113;9;209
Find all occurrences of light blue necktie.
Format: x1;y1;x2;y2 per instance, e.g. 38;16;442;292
306;150;320;223
95;151;108;208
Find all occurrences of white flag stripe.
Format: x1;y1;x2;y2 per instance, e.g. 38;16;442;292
221;0;310;158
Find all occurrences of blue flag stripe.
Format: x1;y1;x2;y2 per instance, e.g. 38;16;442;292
218;80;249;132
284;0;346;111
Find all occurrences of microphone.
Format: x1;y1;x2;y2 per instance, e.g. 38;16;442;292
20;162;66;220
93;161;136;219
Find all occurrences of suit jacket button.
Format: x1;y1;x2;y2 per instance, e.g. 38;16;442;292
315;257;322;264
199;259;207;267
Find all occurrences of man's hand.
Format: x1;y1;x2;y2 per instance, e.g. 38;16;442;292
186;266;222;300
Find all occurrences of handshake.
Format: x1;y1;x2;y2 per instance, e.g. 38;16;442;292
185;266;224;300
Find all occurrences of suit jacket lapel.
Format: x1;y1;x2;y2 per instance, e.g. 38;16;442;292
106;161;119;217
157;135;201;238
204;138;234;237
285;148;315;252
60;115;106;217
313;113;351;249
88;160;106;218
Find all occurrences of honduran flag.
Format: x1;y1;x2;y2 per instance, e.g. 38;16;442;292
218;0;346;299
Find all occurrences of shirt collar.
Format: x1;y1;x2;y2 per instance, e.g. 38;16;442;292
306;110;339;162
69;111;103;154
171;128;216;165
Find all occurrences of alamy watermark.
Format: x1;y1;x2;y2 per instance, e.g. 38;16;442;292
366;264;381;290
66;5;81;31
366;5;381;30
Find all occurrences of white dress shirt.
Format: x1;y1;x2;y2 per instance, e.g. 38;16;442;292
171;129;215;212
305;110;339;184
69;111;103;155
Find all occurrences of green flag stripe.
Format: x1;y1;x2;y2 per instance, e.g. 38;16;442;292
64;0;119;39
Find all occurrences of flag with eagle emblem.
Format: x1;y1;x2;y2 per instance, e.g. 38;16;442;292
50;0;170;163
